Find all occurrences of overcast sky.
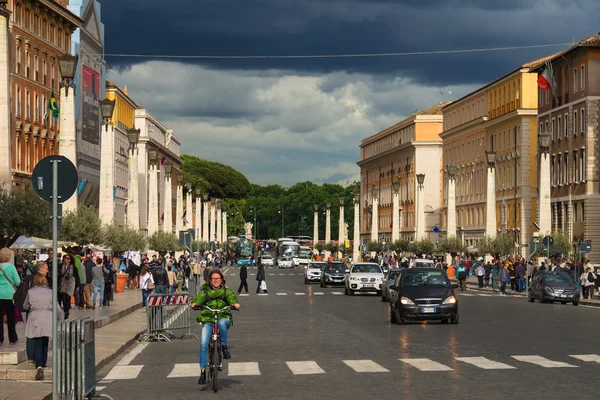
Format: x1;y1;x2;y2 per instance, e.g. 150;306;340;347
100;0;599;186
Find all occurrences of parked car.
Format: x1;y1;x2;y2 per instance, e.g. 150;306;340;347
344;263;384;295
261;254;274;266
389;268;459;324
321;262;347;287
414;259;434;268
381;268;401;302
304;261;326;284
528;270;580;305
278;256;294;269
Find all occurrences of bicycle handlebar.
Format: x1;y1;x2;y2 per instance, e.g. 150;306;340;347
192;304;238;312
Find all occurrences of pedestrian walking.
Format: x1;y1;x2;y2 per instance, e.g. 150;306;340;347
152;264;169;295
237;264;249;295
0;247;21;346
255;264;267;293
83;255;95;308
18;261;48;364
167;265;177;294
103;264;115;307
499;265;510;296
23;274;63;380
91;258;110;310
140;266;154;307
579;266;597;299
58;254;79;319
475;264;485;288
126;259;139;290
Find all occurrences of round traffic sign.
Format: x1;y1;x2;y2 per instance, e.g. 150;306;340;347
31;155;78;203
542;235;554;248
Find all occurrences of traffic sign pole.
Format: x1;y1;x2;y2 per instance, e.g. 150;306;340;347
51;159;59;400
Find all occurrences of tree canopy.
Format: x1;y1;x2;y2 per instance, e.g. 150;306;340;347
148;231;181;256
0;186;51;247
181;154;252;199
102;223;146;257
59;205;103;245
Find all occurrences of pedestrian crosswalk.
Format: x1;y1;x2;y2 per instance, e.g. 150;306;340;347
102;354;600;381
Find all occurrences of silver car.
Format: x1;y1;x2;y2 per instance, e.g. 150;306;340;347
304;261;326;284
381;268;401;302
278;256;294;269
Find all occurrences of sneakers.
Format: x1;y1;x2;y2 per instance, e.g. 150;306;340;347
35;367;44;381
10;340;19;345
198;370;207;385
222;346;231;360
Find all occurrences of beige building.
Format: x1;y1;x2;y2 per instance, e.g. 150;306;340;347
358;103;451;244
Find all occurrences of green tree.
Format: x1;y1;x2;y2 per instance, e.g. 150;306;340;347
413;239;434;256
389;239;410;254
551;230;572;256
181;154;252;199
60;205;102;245
0;186;51;247
190;240;209;253
315;242;325;254
102;223;146;264
366;240;381;252
148;231;181;256
437;236;466;256
478;234;514;258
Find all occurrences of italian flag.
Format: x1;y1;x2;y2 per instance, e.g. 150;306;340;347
537;61;553;90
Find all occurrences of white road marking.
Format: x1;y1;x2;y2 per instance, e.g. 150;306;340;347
96;386;105;391
269;274;275;276
512;355;577;368
167;363;199;378
295;292;306;295
239;293;250;296
400;358;452;371
286;361;325;375
343;360;389;373
332;292;343;295
297;274;304;276
258;293;269;296
117;343;148;366
569;354;600;363
276;292;287;295
455;357;516;370
103;365;144;380
458;294;475;296
279;274;285;276
313;292;324;295
228;362;261;376
476;294;494;297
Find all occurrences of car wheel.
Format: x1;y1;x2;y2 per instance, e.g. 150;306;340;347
376;290;382;296
344;286;349;295
394;308;403;324
450;310;459;324
528;292;535;302
573;301;579;306
304;278;308;284
349;288;354;296
441;318;449;324
390;305;397;323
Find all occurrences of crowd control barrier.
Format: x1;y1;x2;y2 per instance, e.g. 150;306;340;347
139;293;198;342
56;318;96;399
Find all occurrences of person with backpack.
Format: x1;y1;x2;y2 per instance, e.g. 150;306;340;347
579;265;597;299
456;265;467;291
0;247;21;346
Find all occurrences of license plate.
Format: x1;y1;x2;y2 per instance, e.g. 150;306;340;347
560;294;568;298
364;283;374;287
421;307;436;313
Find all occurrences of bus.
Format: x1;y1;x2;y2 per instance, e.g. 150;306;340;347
288;236;312;246
235;237;255;266
297;245;312;268
276;239;300;266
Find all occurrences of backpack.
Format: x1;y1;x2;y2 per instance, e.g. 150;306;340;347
13;280;29;312
588;272;596;283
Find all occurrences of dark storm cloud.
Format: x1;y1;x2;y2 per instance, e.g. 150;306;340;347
99;0;598;86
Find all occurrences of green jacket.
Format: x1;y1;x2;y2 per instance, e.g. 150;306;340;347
191;283;238;324
73;255;84;281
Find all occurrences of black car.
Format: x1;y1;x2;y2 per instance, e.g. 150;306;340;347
321;262;346;287
528;271;580;305
389;268;459;324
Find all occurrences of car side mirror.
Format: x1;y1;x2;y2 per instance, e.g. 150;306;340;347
452;283;459;289
389;285;398;291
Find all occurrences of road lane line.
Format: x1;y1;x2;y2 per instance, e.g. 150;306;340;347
239;293;250;296
569;354;600;363
167;363;199;378
476;294;494;297
228;362;261;376
295;292;306;295
458;294;475;296
400;358;452;371
286;361;325;375
279;274;285;275
297;274;304;275
343;360;389;373
258;293;269;296
314;292;324;295
455;357;516;369
276;292;287;295
103;365;144;380
117;343;148;366
96;386;106;391
331;292;343;295
512;355;578;368
269;274;275;276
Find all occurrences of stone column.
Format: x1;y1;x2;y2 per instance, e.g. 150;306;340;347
313;204;319;251
127;145;139;229
0;7;11;186
59;86;78;213
216;203;222;245
99;125;114;224
147;162;159;236
392;186;400;242
415;184;425;241
209;198;216;244
538;152;551;235
353;197;360;262
202;196;209;243
185;184;192;230
447;175;457;237
567;191;573;243
338;198;345;246
195;193;201;240
486;164;497;237
175;178;183;234
222;211;227;243
325;201;331;243
371;192;379;242
162;172;172;233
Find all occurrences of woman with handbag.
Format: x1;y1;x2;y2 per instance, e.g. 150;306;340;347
58;254;78;320
0;247;21;346
140;266;154;307
255;264;267;294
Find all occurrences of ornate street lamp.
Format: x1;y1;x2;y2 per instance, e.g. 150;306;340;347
392;174;400;193
99;99;115;131
176;172;183;185
148;149;158;166
221;204;227;212
416;173;425;188
58;53;78;96
163;163;172;177
371;186;379;198
539;132;552;153
447;164;456;180
202;193;208;202
339;198;344;206
314;204;319;212
127;126;140;147
185;182;192;191
195;187;202;198
485;150;497;168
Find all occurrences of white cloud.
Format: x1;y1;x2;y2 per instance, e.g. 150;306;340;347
108;62;480;185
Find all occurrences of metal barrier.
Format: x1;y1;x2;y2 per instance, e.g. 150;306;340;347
56;318;96;400
139;293;199;342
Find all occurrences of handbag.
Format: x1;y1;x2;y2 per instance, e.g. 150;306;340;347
260;280;267;291
146;276;155;291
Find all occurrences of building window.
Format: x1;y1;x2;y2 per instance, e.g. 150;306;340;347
33;14;39;35
50;24;55;43
545;89;549;104
581;202;585;222
564;114;568;138
574;203;578;222
573;111;577;136
34;54;38;81
51;63;55;90
14;4;21;25
544;120;548;136
41;95;46;125
557;116;561;140
16;46;21;74
24;8;30;29
580;149;586;181
580;109;585;135
43;60;47;85
581;65;585;90
16;86;21;117
574;68;578;92
25;50;30;78
563;153;568;184
25;90;30;120
573;151;578;182
34;93;39;121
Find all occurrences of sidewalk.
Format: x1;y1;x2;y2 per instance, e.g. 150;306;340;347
0;289;147;400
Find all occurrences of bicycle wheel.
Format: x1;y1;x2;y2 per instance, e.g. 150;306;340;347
212;342;220;392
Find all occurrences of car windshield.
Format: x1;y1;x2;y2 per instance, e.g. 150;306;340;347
402;270;448;287
263;255;272;259
415;261;433;268
351;264;381;273
326;263;346;273
543;272;573;283
387;271;400;281
282;257;292;261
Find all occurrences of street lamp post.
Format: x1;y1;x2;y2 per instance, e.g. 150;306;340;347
485;151;497;237
58;53;79;213
147;149;159;236
538;132;552;235
325;201;331;243
392;175;400;242
126;126;140;230
175;172;184;234
353;185;360;262
216;200;222;245
162;163;173;233
278;205;285;237
0;2;11;186
202;193;209;243
98;99;116;224
446;164;457;238
338;198;345;257
415;173;426;240
195;187;202;240
371;186;379;242
210;197;216;245
313;204;319;251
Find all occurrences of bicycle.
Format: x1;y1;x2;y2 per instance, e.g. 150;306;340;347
195;305;233;393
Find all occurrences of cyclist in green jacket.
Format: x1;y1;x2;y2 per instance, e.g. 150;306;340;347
190;269;240;385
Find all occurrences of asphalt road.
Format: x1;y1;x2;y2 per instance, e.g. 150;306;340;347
96;266;600;400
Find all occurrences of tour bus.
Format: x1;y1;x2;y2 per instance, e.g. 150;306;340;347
276;239;300;266
297;245;312;268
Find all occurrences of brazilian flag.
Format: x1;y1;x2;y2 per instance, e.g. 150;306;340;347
47;89;59;119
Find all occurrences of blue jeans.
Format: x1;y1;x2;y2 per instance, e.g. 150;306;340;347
155;285;167;294
142;289;149;307
92;283;104;306
517;277;526;292
199;319;231;369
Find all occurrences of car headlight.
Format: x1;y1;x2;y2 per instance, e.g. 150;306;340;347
400;297;414;305
442;296;457;304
